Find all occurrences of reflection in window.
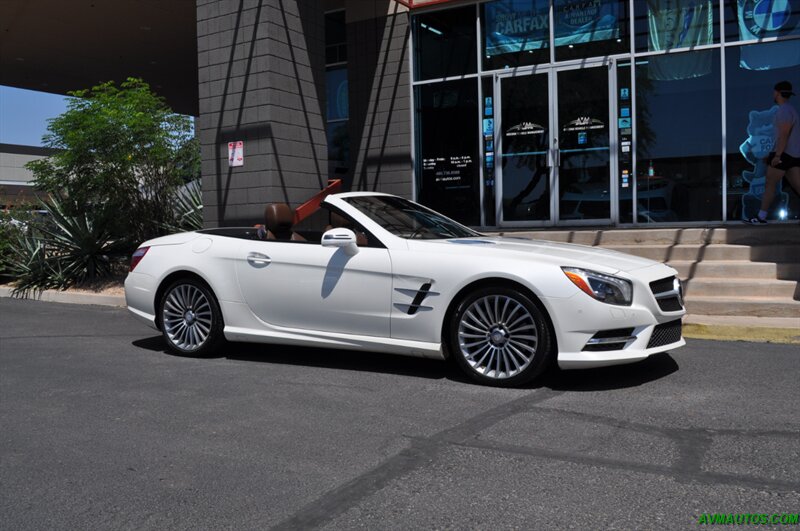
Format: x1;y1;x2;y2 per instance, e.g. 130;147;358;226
725;41;800;221
415;79;481;226
724;0;800;43
635;50;722;222
554;0;629;60
413;6;477;81
635;0;718;52
482;0;550;70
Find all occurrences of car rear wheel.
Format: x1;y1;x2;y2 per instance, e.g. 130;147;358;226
450;286;553;387
159;278;224;357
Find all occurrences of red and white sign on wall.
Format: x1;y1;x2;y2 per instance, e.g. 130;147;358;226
228;140;244;167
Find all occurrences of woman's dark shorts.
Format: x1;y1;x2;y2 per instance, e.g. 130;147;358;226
769;151;800;171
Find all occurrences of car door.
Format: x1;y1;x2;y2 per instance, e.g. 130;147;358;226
234;240;393;337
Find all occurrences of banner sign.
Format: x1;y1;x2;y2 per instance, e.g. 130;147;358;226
553;0;619;45
484;0;620;56
484;0;550;56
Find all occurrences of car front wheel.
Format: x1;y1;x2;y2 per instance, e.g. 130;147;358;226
159;278;224;357
450;286;553;387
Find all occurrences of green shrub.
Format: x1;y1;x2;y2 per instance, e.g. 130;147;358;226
25;77;200;251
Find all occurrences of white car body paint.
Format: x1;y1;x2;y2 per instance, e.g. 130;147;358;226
125;192;685;369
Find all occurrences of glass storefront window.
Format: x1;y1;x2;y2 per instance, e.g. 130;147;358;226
325;11;349;180
634;0;719;52
481;0;551;70
415;79;481;225
724;0;800;43
725;41;800;221
635;49;722;222
413;6;477;81
554;0;630;60
617;61;634;223
482;76;497;226
326;67;349;122
325;10;347;64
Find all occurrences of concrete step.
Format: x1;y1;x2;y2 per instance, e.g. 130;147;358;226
683;278;799;299
511;224;800;246
668;260;800;281
684;296;800;318
606;244;747;262
605;244;800;263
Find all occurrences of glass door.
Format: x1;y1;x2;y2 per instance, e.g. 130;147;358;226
555;65;613;224
496;62;616;226
497;70;553;225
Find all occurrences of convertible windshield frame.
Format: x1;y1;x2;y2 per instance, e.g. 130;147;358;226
343;195;482;240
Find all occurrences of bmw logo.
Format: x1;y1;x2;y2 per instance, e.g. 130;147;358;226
740;0;798;37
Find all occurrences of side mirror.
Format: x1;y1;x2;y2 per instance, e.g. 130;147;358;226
321;228;359;255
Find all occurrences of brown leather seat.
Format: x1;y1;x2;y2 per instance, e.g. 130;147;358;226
264;203;305;241
326;211;368;247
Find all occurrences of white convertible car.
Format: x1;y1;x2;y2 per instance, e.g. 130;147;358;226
125;192;685;387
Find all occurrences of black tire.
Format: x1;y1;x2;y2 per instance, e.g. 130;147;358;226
449;286;553;387
158;277;225;357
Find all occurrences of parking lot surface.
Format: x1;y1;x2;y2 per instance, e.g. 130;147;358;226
1;298;798;530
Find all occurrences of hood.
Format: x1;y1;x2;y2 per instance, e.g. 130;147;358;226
442;236;660;274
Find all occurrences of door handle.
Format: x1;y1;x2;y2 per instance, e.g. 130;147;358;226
553;139;561;167
246;252;271;266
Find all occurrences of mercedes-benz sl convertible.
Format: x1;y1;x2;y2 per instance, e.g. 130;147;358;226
125;191;685;387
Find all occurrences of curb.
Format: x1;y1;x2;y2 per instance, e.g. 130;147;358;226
682;323;800;345
682;314;800;344
0;286;126;307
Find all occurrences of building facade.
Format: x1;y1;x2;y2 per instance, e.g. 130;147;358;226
196;0;800;228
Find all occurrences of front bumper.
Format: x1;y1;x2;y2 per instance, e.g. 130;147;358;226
543;270;685;370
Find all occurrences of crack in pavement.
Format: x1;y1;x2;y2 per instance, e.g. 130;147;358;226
451;438;800;494
269;388;565;531
271;392;799;530
515;405;799;486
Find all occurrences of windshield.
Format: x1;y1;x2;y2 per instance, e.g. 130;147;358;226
343;196;481;239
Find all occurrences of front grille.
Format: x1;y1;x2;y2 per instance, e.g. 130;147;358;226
649;276;684;312
658;297;683;312
647;319;682;348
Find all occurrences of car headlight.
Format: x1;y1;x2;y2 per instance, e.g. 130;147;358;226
562;267;633;306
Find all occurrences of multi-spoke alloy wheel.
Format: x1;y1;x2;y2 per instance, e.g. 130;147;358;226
450;287;552;386
160;279;224;356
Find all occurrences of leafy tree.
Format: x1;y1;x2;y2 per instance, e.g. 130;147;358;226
26;77;200;248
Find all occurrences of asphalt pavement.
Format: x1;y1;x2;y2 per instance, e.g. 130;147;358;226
1;298;798;530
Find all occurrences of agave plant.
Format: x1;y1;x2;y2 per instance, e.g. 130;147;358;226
38;196;126;279
8;230;67;297
168;179;203;233
9;196;126;296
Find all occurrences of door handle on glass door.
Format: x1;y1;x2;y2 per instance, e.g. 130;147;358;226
247;252;271;266
554;139;561;167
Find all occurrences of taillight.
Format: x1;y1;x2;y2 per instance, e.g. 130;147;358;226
130;246;150;272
